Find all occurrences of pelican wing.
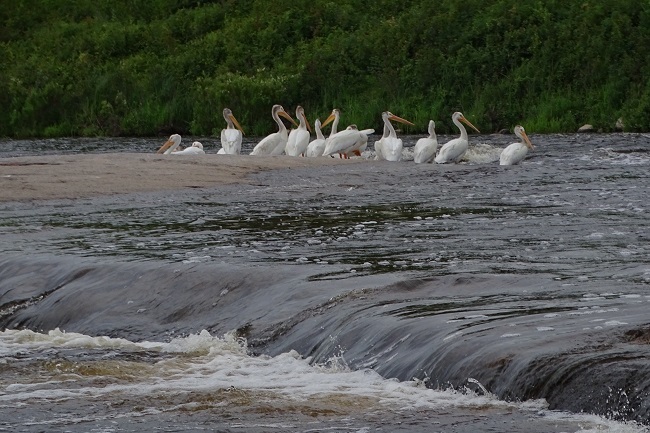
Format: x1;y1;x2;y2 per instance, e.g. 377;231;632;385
286;128;311;156
251;133;282;155
323;130;360;156
435;138;468;163
499;142;529;165
413;138;438;164
306;138;326;157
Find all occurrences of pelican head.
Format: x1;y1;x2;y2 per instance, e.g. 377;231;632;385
453;112;480;133
385;111;415;127
223;108;245;135
191;141;204;150
321;108;340;128
274;104;298;127
295;105;312;132
157;134;182;154
514;125;534;150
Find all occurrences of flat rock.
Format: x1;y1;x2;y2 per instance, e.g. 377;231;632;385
0;153;365;202
577;124;595;133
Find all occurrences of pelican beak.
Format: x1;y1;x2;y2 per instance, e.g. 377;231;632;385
460;116;480;133
306;117;312;133
521;130;534;150
321;112;336;128
279;110;299;127
157;139;174;154
229;114;245;135
388;113;415;127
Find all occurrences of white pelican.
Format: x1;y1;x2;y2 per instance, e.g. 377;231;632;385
157;134;182;154
285;106;312;156
321;108;340;139
342;125;374;158
320;108;346;157
413;120;438;163
250;105;298;155
434;112;480;164
173;141;205;155
220;108;245;155
499;125;534;165
375;111;414;162
306;119;326;157
323;124;375;158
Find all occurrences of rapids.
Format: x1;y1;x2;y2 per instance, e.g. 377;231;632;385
1;132;649;431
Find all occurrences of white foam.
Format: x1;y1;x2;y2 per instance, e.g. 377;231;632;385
0;328;146;354
605;320;628;327
461;143;502;164
0;329;645;432
0;329;496;411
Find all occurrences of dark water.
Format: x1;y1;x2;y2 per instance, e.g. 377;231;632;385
1;133;649;432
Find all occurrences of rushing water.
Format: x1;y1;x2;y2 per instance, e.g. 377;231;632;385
1;132;649;432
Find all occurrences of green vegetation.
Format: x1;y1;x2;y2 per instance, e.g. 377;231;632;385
1;0;649;137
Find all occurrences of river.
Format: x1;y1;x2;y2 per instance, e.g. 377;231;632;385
0;132;649;432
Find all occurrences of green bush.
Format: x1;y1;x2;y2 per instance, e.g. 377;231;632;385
1;0;650;137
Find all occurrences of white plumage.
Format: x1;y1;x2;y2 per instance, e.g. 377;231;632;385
306;119;326;157
413;120;438;163
250;105;298;156
220;108;245;155
377;111;414;162
173;141;205;155
285;106;311;156
323;125;374;158
499;125;534;165
434;112;480;164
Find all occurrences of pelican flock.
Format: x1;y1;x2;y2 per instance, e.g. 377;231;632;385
156;104;539;166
